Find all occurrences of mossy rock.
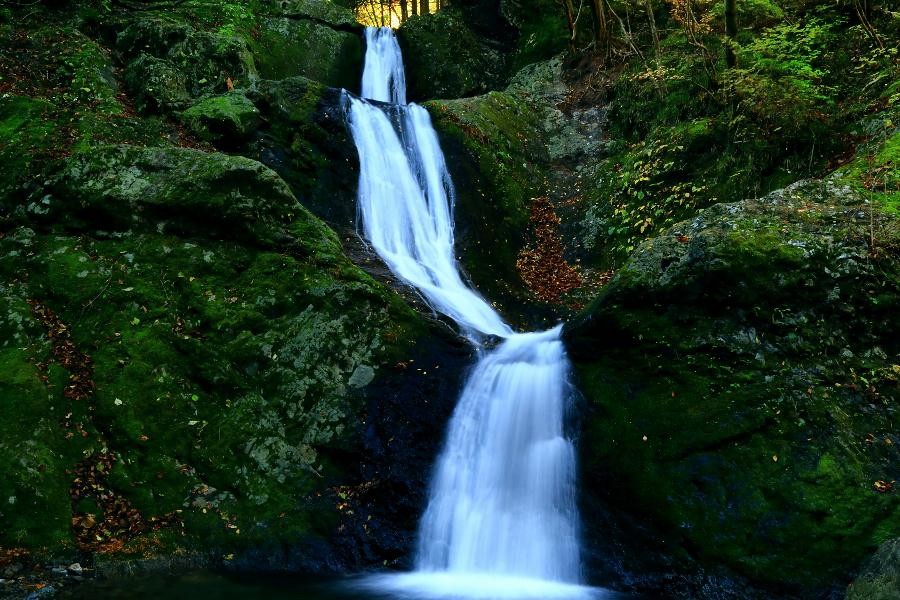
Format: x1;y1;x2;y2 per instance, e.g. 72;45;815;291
0;130;436;557
0;221;427;555
398;7;506;101
426;89;549;322
566;180;900;592
0;276;77;550
40;145;300;244
122;54;192;113
181;93;262;144
0;95;55;207
846;538;900;600
119;18;256;113
250;13;362;88
115;16;192;59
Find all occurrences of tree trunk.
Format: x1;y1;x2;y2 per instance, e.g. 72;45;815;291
420;0;429;15
590;0;608;51
411;0;417;16
563;0;577;51
400;0;408;22
724;0;737;67
645;0;661;60
853;0;884;49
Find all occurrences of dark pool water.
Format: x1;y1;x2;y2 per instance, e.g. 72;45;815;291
58;571;650;600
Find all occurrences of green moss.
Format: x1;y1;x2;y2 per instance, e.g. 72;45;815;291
0;96;55;206
45;145;302;244
61;34;121;115
399;8;505;101
0;284;82;551
832;123;900;213
0;201;425;552
181;93;261;143
119;18;257;114
427;90;547;314
249;17;362;88
569;182;900;589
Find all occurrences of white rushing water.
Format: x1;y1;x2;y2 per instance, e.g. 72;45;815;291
346;26;597;600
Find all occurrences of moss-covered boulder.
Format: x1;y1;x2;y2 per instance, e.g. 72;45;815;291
249;0;363;89
846;538;900;600
566;179;900;594
118;18;257;113
122;54;193;113
181;93;262;145
0;139;464;568
28;145;296;244
398;7;507;101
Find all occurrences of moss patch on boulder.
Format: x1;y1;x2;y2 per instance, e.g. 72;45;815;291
181;93;261;144
33;145;297;245
426;90;548;321
250;16;362;88
118;17;257;113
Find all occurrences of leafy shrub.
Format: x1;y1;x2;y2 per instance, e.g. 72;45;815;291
722;17;841;139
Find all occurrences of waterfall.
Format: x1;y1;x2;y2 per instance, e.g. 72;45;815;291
346;26;594;599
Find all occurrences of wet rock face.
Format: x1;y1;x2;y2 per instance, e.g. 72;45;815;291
244;77;360;232
846;538;900;600
566;180;900;596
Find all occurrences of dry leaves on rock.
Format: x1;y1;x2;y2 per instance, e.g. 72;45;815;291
516;197;583;303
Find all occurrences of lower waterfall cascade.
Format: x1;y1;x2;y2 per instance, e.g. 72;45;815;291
344;26;600;600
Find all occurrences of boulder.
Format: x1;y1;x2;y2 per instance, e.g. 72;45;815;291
118;18;256;112
566;179;900;592
249;2;363;89
181;93;262;145
40;145;299;244
398;8;507;101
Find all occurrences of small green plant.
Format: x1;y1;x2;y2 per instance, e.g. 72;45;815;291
722;16;840;139
216;2;255;37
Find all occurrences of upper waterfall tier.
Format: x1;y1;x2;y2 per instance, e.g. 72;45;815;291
362;26;407;104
